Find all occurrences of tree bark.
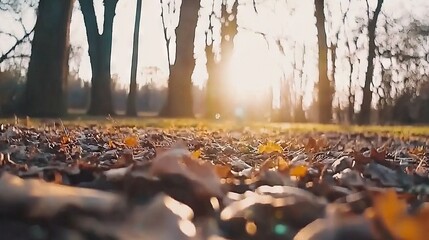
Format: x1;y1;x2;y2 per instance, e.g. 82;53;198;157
314;0;332;124
358;0;383;125
79;0;118;116
24;0;74;117
126;0;142;116
160;0;200;118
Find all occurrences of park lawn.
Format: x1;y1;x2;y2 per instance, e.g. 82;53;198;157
2;115;429;137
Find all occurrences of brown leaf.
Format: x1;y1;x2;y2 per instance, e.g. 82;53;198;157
0;172;124;218
149;147;224;197
352;151;372;165
370;148;386;162
305;137;318;153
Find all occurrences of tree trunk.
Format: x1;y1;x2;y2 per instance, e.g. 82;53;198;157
358;0;383;125
160;0;200;118
79;0;118;116
205;44;220;118
205;1;238;119
348;60;355;124
126;0;142;116
330;44;337;87
24;0;74;117
314;0;332;124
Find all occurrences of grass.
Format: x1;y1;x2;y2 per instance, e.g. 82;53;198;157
2;114;429;137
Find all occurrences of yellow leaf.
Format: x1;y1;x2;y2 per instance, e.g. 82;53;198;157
124;136;138;148
258;141;283;154
191;149;202;159
289;165;307;177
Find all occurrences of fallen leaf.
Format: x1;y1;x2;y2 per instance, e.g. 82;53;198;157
191;149;202;159
214;164;232;178
260;156;289;172
258;141;283;154
124;136;139;148
0;172;124;218
352;151;372;165
305;137;318;153
150;146;224;197
290;165;308;177
368;189;429;240
370;148;386;162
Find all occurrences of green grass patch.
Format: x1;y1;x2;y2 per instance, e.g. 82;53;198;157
1;115;429;136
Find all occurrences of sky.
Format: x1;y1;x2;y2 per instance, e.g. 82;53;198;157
1;0;429;110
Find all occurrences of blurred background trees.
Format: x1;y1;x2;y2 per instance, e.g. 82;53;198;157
1;0;429;124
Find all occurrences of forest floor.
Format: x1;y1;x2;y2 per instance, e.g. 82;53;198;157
0;117;429;239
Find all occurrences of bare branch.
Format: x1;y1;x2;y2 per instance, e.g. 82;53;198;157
0;24;35;64
252;0;258;13
160;0;171;66
0;31;19;41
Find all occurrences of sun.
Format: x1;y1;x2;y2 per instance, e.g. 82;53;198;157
226;34;280;108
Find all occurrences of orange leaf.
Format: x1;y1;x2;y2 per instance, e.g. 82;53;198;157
124;136;138;148
214;164;232;178
289;165;307;177
369;189;429;240
61;136;70;144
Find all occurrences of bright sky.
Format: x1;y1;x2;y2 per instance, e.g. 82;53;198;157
1;0;429;110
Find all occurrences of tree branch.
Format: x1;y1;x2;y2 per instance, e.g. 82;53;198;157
160;0;171;66
0;24;35;64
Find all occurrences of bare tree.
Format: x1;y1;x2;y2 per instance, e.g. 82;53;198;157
24;0;74;117
205;0;238;119
160;0;200;117
79;0;118;115
314;0;332;123
126;0;143;116
358;0;383;125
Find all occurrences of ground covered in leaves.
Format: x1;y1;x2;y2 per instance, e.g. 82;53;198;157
1;120;429;240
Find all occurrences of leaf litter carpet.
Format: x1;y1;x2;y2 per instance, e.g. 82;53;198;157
0;123;429;240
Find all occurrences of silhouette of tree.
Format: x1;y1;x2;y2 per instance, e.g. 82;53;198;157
79;0;118;116
24;0;74;117
358;0;383;125
314;0;332;123
160;0;200;117
205;0;238;119
126;0;143;116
